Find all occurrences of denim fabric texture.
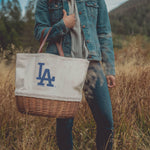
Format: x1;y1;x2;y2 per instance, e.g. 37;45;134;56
34;0;115;149
34;0;115;75
56;62;114;150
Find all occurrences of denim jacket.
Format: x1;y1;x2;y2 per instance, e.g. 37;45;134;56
34;0;115;75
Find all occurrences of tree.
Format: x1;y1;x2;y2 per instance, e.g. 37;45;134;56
20;0;39;51
0;0;22;50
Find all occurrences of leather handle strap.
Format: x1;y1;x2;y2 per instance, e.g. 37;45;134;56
40;28;47;46
38;27;64;57
56;39;64;56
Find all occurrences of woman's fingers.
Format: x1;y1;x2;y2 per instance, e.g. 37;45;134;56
63;9;76;28
106;75;116;88
63;9;67;17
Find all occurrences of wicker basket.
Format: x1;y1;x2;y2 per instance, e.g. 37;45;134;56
16;96;80;118
15;28;88;118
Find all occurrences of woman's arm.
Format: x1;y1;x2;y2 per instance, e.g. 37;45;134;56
97;0;115;76
34;0;69;42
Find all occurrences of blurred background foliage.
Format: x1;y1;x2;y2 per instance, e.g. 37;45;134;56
0;0;38;57
0;0;150;57
110;0;150;36
109;0;150;50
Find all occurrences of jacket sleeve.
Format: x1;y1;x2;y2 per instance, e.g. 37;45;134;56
34;0;69;42
97;0;115;76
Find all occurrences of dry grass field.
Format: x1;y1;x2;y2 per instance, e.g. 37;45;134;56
0;36;150;150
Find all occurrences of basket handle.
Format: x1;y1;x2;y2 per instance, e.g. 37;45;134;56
38;27;64;56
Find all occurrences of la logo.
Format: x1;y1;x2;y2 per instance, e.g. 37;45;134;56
36;63;55;87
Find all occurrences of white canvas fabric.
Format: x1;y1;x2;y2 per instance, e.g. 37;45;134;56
15;53;89;102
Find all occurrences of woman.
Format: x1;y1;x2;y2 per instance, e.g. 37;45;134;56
34;0;116;149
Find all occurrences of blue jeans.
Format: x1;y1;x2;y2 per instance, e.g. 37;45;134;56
56;61;114;150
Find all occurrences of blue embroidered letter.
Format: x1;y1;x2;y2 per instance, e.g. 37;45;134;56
36;63;55;87
36;63;45;80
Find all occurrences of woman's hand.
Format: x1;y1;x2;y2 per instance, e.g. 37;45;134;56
63;9;76;28
106;75;116;88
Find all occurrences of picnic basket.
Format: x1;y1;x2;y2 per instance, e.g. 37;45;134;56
15;27;89;118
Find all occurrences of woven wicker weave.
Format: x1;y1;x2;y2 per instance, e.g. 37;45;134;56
15;28;84;118
16;96;80;118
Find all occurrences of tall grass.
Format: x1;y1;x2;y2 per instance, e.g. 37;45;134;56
0;36;150;150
